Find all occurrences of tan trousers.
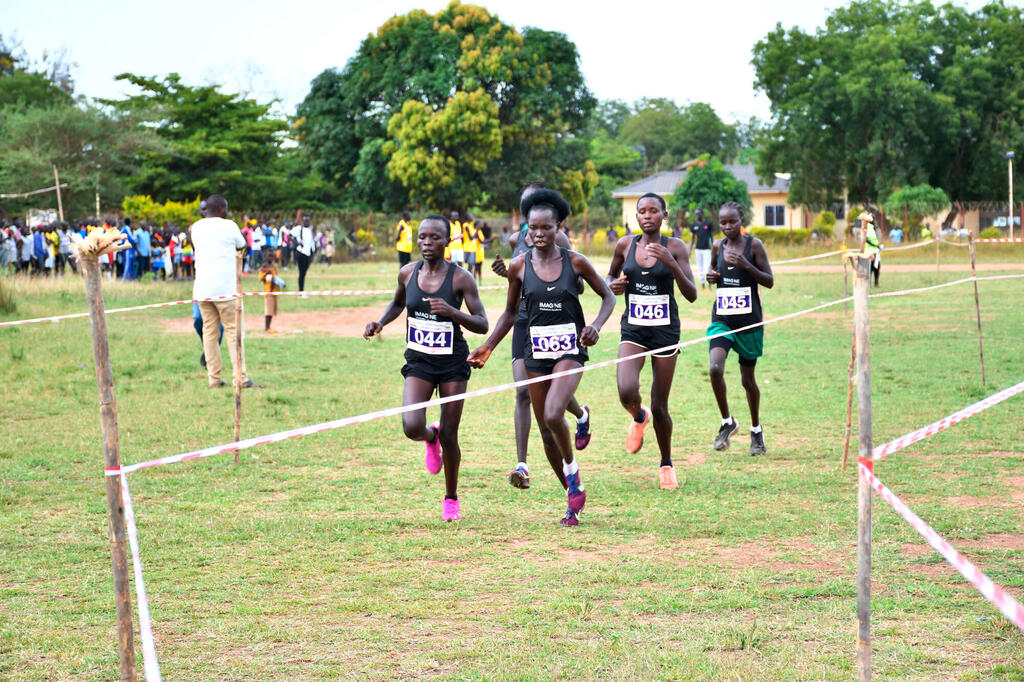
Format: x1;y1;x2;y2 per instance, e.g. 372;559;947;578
199;299;247;386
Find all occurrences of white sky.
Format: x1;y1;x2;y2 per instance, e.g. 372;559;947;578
5;0;1007;123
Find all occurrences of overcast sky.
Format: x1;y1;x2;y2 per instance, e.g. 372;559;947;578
5;0;1006;123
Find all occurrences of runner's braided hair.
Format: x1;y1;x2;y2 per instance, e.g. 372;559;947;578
720;201;746;225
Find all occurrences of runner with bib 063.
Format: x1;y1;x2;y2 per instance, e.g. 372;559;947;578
468;188;615;526
705;201;773;456
363;215;488;522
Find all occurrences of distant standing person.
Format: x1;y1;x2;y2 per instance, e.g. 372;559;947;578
294;216;316;297
190;194;258;389
706;202;773;455
395;211;413;266
689;208;715;290
447;210;465;268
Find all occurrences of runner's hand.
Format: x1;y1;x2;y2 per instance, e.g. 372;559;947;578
490;255;508;278
723;249;751;270
706;269;721;285
579;325;599;347
609;274;628;295
467;345;491;368
428;298;455;316
363;321;382;339
645;242;672;265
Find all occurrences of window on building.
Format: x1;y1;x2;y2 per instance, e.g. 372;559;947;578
765;205;786;227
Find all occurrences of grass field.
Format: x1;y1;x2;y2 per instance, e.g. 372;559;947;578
1;243;1023;680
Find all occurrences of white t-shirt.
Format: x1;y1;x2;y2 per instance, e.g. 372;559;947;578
294;226;316;256
190;217;246;300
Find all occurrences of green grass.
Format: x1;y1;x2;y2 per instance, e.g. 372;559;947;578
1;254;1023;680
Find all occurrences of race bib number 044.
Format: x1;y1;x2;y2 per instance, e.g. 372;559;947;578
628;293;670;326
530;322;578;360
407;317;454;355
716;286;752;315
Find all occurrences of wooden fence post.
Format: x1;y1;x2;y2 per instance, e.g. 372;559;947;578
851;251;874;681
233;253;243;459
841;330;856;470
82;255;137;681
968;232;986;386
54;166;65;222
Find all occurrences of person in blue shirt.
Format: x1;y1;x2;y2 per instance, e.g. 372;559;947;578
134;223;151;279
120;218;137;280
889;225;903;244
32;226;48;276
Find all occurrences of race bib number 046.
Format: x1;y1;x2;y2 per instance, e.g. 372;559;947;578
407;317;454;355
628;293;670;326
716;286;752;315
530;322;578;360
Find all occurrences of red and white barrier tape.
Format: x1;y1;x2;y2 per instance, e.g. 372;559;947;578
0;286;506;328
859;462;1024;631
99;273;1023;477
977;238;1024;243
881;239;938;251
119;474;162;681
872;380;1024;461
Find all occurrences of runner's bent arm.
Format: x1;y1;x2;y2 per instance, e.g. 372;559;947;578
605;236;629;294
468;256;524;366
430;268;488;334
364;264;412;338
571;252;617;347
706;240;722;285
664;238;698;302
727;238;773;289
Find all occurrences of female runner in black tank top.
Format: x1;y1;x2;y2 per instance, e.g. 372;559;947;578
469;189;615;526
364;215;488;522
705;202;773;456
605;193;696;490
489;185;590;491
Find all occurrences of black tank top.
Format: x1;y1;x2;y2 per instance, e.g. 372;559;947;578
404;261;468;367
522;248;587;363
711;235;762;329
620;235;679;334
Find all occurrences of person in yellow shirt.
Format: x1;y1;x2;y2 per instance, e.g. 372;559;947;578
463;216;477;273
472;220;486;284
395;211;413;266
447;210;465;267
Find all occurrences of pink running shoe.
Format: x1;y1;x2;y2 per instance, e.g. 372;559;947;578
560;508;579;526
442;498;461;522
425;423;442;474
566;471;586;514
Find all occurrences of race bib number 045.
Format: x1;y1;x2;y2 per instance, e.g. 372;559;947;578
716;286;752;315
628;293;670;326
530;322;578;360
407;317;454;355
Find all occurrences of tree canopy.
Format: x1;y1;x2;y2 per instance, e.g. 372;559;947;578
671;155;752;224
753;0;1024;208
296;2;596;212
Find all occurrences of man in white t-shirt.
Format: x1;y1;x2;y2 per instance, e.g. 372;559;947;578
190;194;256;388
293;216;316;296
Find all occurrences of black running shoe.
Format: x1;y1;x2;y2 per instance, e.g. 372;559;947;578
749;430;766;456
713;418;739;451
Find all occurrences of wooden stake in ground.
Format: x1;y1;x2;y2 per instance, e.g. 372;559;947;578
968;232;986;386
850;251;874;681
53;166;65;222
233;252;243;459
843;255;849;313
841;330;856;470
74;232;136;681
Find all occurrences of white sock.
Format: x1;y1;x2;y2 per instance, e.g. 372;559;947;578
751;424;762;434
576;406;589;424
562;459;578;478
722;416;734;426
517;462;529;471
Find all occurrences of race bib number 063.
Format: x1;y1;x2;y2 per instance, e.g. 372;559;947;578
530;322;578;360
407;317;454;355
628;293;670;326
716;286;752;315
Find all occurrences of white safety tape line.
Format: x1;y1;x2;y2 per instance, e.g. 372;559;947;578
860;463;1024;631
872;380;1024;461
100;273;1023;476
773;249;844;264
119;474;162;681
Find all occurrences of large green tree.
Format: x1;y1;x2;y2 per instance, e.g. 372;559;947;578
618;99;739;171
296;2;595;212
671;155;752;224
104;73;290;209
753;0;1024;208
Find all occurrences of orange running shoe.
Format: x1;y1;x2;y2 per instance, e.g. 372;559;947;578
659;465;678;490
625;407;651;454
